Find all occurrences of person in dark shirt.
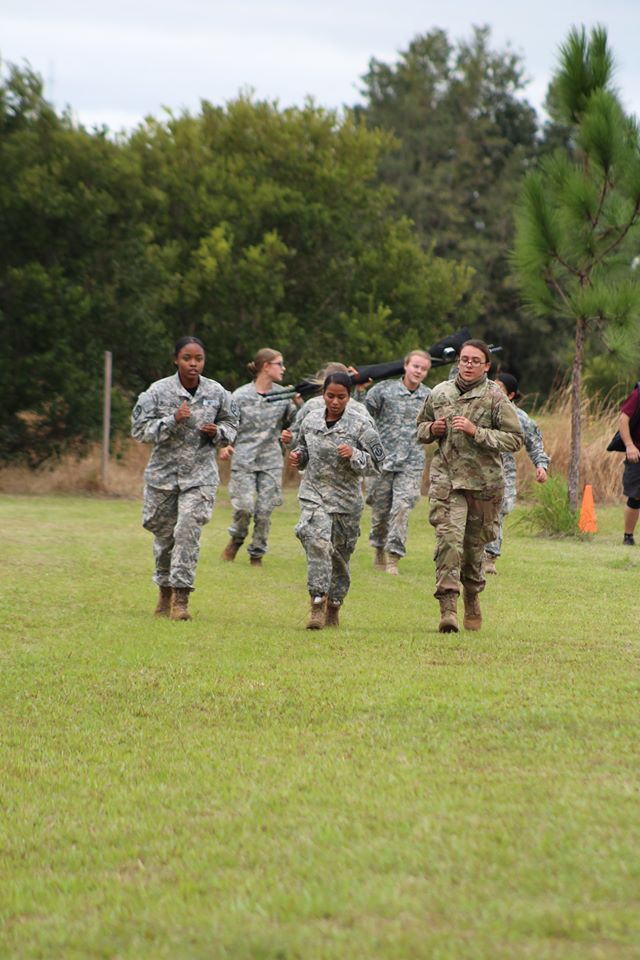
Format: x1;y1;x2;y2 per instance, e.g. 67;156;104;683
619;385;640;545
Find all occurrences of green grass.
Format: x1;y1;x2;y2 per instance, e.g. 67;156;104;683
1;491;639;959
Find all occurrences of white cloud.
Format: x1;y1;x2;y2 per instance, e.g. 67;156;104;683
2;0;640;130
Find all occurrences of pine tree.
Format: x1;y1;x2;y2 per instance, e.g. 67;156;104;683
512;26;640;510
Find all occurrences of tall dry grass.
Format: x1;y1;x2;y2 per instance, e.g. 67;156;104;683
0;441;150;498
517;386;625;504
0;391;627;504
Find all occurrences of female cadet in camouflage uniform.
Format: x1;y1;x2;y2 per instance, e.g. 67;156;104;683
416;340;523;634
131;337;238;621
220;348;298;566
290;372;385;630
364;350;432;575
290;362;375;446
483;373;550;574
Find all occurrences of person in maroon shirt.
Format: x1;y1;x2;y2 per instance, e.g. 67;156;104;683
619;386;640;545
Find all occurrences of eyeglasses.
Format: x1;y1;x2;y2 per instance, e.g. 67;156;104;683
459;357;487;367
270;360;285;367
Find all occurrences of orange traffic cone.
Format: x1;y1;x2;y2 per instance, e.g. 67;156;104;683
578;484;597;534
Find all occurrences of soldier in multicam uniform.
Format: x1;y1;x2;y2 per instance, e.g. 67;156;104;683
364;350;432;575
220;348;298;566
416;340;523;633
290;372;385;630
131;336;238;621
484;373;550;574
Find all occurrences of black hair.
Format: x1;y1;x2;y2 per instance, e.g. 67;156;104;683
496;372;521;400
323;372;352;392
174;336;206;356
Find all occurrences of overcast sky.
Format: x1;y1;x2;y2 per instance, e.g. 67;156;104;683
2;1;640;132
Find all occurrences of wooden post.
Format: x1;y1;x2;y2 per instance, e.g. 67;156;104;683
101;351;112;489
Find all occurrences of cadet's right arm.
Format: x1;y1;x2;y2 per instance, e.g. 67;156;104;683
289;402;309;448
416;394;445;443
289;423;309;470
620;411;640;462
131;388;183;445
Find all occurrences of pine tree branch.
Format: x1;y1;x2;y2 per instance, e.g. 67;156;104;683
544;266;573;310
593;200;640;266
552;250;582;278
591;175;610;228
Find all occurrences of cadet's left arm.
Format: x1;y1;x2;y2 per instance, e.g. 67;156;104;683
211;390;239;447
521;411;550;471
482;397;523;452
279;399;298;445
346;423;386;475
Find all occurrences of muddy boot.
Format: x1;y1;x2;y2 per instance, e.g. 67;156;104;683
386;553;401;575
154;585;172;617
325;600;341;628
222;539;242;561
438;592;459;633
373;547;386;571
249;556;262;567
483;552;498;575
306;595;326;630
463;590;482;631
170;587;192;621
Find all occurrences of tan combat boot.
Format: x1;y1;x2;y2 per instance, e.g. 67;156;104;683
373;548;386;570
463;590;482;631
154;585;172;617
438;592;459;633
249;556;262;568
170;587;192;621
325;600;341;627
483;552;498;575
306;595;326;630
222;539;241;561
386;553;401;575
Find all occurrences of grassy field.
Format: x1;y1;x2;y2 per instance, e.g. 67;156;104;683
1;491;639;959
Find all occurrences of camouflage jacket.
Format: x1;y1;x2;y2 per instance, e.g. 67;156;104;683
293;406;385;513
416;377;523;497
364;378;431;473
290;395;373;446
231;382;298;471
131;373;238;490
502;406;551;494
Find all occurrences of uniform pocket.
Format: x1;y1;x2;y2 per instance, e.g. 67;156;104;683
295;508;315;543
429;477;451;500
191;486;216;525
464;491;502;542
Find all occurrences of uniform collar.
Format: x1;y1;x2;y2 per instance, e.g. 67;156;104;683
454;373;488;397
174;372;200;398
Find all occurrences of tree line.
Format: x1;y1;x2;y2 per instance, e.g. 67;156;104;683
0;26;636;466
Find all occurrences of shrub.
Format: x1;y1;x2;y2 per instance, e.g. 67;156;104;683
519;474;580;537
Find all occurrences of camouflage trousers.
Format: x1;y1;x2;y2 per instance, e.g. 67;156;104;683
366;469;422;557
142;484;216;590
428;488;502;597
295;505;362;603
228;467;284;559
485;476;517;558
